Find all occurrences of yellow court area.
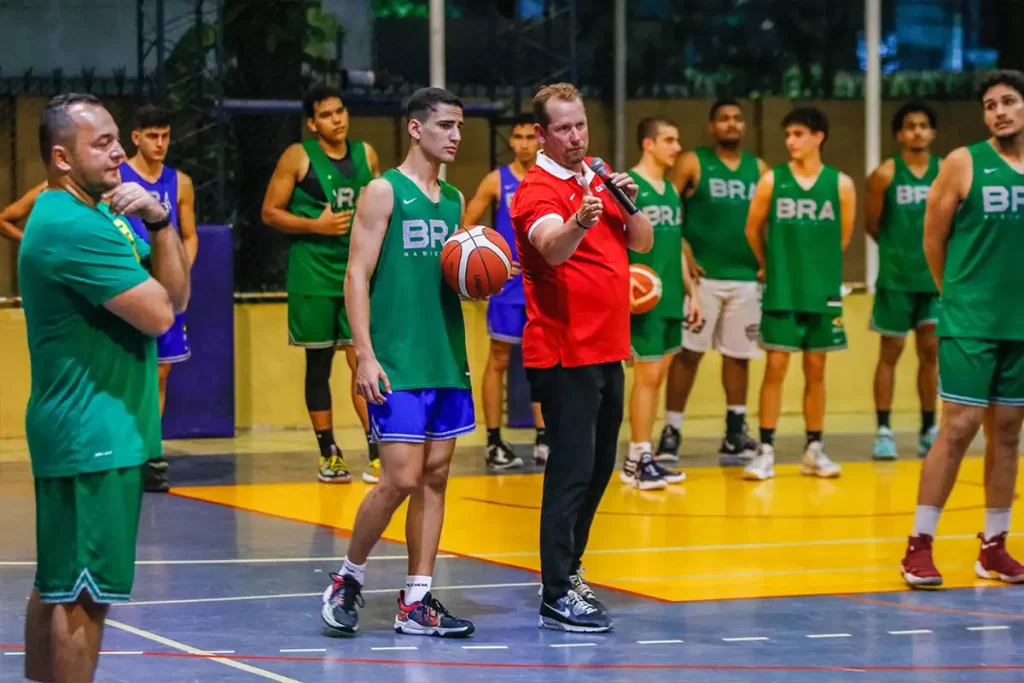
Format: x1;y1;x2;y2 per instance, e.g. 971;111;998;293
173;455;1019;603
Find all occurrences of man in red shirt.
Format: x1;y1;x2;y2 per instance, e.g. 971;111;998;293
511;82;654;633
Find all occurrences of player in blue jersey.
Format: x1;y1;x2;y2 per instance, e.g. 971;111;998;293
119;105;198;491
463;114;547;469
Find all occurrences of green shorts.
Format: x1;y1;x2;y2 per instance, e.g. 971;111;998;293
938;338;1024;407
288;293;352;348
870;288;940;337
760;310;848;353
34;465;144;604
630;314;683;361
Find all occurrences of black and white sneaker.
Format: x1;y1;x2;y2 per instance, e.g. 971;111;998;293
719;430;759;467
569;571;608;614
650;459;686;484
655;425;681;463
486;442;523;470
620;453;668;490
321;573;364;637
539;589;613;632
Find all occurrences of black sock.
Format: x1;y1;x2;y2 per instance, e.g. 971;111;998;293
806;430;823;445
535;427;548;446
487;428;502;447
921;411;936;435
726;410;746;436
366;431;379;461
759;427;775;446
315;428;336;458
877;410;891;429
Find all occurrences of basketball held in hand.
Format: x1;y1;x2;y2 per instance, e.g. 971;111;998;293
630;263;662;314
441;226;513;300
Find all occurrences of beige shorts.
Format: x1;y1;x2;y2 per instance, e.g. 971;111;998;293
683;279;763;359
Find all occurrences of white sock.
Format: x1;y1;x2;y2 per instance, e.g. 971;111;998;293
727;405;747;415
912;505;942;538
628;441;651;462
665;411;683;430
340;558;367;586
984;508;1012;540
405;575;432;604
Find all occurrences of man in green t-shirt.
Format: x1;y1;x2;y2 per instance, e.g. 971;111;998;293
865;102;942;461
620;117;701;490
320;87;475;639
19;93;191;683
744;107;856;481
262;84;381;485
902;70;1024;588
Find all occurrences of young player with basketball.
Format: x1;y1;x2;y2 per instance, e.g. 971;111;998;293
262;84;381;485
660;99;769;465
866;102;941;460
902;70;1024;587
321;87;475;638
463;113;548;470
743;107;856;481
620;117;701;489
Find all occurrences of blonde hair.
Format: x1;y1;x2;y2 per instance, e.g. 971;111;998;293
533;83;582;129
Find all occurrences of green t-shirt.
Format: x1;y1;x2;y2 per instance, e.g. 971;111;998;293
876;155;940;293
628;170;684;320
18;190;162;478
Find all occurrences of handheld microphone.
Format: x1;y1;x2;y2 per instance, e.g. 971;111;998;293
588;157;639;216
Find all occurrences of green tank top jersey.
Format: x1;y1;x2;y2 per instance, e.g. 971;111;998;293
628;170;684;320
937;141;1024;340
763;163;843;314
876;155;940;293
369;168;471;390
286;139;373;295
681;146;761;281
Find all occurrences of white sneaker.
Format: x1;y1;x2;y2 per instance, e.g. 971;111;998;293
534;442;550;465
801;441;842;478
743;444;775;480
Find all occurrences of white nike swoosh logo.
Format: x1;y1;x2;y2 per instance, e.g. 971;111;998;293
985;168;997;174
403;198;416;204
569;193;575;201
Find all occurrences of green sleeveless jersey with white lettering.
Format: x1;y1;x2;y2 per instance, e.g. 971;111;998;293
682;147;761;281
369;169;470;390
937;141;1024;340
876;154;939;292
628;170;683;320
763;163;843;314
286;139;373;295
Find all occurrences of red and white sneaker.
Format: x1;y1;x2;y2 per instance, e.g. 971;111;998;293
901;534;942;588
975;532;1024;583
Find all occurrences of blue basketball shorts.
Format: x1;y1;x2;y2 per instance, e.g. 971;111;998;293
487;301;526;344
157;313;191;364
367;388;476;443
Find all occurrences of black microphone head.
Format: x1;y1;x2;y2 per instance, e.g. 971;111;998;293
588;157;608;176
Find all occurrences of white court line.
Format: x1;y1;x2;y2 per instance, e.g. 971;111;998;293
549;643;596;648
3;652;25;656
722;637;769;642
637;639;684;645
279;648;325;653
106;619;302;683
0;554;455;568
806;633;852;639
114;581;540;607
206;650;237;654
967;625;1010;631
370;646;418;651
887;629;932;635
461;645;509;650
99;651;144;655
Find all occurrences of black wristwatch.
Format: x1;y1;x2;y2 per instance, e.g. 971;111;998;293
143;214;171;232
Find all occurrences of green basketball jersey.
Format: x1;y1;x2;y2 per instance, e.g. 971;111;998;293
876;154;939;292
937;141;1024;340
286;139;373;295
763;163;843;314
682;146;761;281
628;169;684;320
369;169;471;390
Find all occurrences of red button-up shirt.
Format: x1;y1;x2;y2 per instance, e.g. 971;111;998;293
510;151;630;369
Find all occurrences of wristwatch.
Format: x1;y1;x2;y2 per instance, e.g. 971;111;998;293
143;213;171;231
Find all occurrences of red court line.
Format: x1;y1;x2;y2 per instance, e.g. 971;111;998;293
837;594;1024;620
2;644;1023;671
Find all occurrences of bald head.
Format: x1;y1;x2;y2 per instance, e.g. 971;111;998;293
39;93;126;198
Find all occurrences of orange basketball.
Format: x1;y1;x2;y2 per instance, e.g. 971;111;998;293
630;263;662;314
441;226;513;300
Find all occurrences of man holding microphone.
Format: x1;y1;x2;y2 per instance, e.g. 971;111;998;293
511;83;653;633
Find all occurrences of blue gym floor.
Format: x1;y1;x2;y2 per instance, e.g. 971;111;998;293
3;438;1024;682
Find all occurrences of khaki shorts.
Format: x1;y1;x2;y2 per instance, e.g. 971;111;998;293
683;279;763;359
